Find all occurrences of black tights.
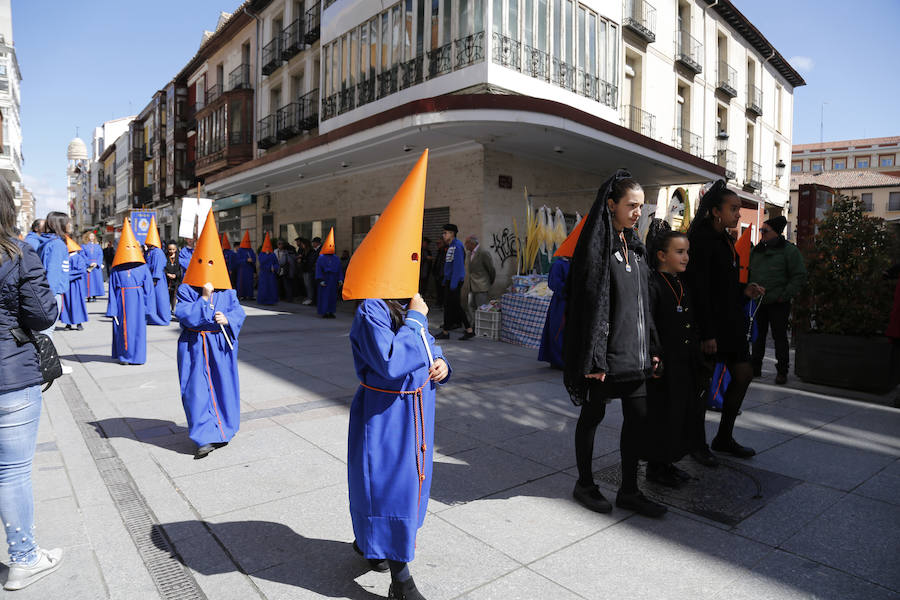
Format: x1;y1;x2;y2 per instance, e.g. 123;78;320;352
715;360;753;442
575;380;648;494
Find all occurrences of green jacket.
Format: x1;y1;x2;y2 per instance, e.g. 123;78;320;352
748;236;807;304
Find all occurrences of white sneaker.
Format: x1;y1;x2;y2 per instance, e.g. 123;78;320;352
4;547;63;590
60;364;73;375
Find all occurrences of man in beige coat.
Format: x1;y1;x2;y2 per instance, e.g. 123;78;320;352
462;235;496;328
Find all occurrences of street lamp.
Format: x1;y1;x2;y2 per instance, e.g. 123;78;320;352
775;159;786;179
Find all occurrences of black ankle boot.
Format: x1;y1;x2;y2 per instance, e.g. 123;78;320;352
388;577;427;600
352;540;388;572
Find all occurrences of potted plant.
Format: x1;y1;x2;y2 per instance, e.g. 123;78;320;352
793;196;899;393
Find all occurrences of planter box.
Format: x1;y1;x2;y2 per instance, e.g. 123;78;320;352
795;332;900;393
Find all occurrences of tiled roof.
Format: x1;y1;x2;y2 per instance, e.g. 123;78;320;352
793;136;900;153
790;170;900;190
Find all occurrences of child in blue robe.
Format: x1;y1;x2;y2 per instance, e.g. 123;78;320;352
348;296;450;599
176;283;246;458
256;252;279;305
106;263;154;364
315;252;342;318
61;249;89;329
145;244;171;325
538;257;570;368
81;239;104;301
235;247;256;299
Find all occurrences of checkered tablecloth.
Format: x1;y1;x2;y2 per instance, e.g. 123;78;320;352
500;292;552;349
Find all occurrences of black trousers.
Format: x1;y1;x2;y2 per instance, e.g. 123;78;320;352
751;301;791;375
575;380;647;494
441;283;470;331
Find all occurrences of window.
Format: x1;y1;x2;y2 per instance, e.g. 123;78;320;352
880;155;895;167
791;161;802;173
856;157;870;169
860;193;873;212
811;160;823;172
832;158;846;170
890;192;900;211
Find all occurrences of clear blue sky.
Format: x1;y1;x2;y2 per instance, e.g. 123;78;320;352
14;0;900;216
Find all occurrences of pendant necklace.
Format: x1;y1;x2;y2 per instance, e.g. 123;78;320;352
620;232;632;273
660;272;684;312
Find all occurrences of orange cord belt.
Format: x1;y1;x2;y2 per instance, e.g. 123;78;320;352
359;381;429;510
188;328;227;441
119;286;142;350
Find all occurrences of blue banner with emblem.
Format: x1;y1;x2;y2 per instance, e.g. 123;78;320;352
130;210;156;244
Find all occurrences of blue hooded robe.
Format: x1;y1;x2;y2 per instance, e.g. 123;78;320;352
37;233;69;296
348;300;450;563
175;285;246;446
178;246;194;272
235;247;256;299
81;242;105;299
106;263;154;364
60;252;89;326
538;258;570;368
256;252;279;305
315;253;342;315
145;246;171;325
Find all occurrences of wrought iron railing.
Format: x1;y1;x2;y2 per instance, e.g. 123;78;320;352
261;37;283;76
622;104;656;138
427;43;453;78
257;115;278;149
276;102;302;139
282;18;305;60
298;88;319;129
675;30;702;73
356;77;376;106
400;56;424;89
321;94;337;121
717;61;737;97
552;59;577;92
338;87;355;114
492;32;521;71
673;127;702;157
747;84;763;116
580;70;617;108
455;31;484;69
304;2;321;44
746;161;762;189
377;66;398;97
623;0;656;43
524;45;550;81
205;83;223;105
228;64;251;90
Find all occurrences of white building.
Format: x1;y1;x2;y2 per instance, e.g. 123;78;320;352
66;137;90;233
114;130;131;222
200;0;802;292
91;116;134;162
0;0;24;228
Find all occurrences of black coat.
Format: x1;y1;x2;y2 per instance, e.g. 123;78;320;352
685;219;748;354
646;271;703;463
0;241;59;393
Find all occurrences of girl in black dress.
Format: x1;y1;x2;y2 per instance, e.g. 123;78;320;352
164;241;182;315
685;181;765;461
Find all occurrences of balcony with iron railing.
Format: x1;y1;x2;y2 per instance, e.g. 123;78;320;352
716;61;737;98
551;59;576;92
305;2;321;44
675;30;702;74
717;149;736;180
377;66;398;98
492;32;521;71
524;45;551;82
228;64;251;90
622;105;656;138
427;43;453;79
746;161;762;190
282;18;305;60
262;36;283;76
356;77;376;107
400;56;424;89
206;83;223;105
747;84;763;116
455;31;485;69
672;127;702;158
257;115;278;149
623;0;656;43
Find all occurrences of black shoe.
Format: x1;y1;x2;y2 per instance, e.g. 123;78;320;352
711;436;756;458
76;324;84;331
669;464;692;482
459;331;475;340
352;540;389;572
433;331;450;340
572;482;613;513
775;373;788;385
388;577;426;600
690;446;720;468
645;463;681;488
211;441;229;449
64;325;72;330
194;444;215;460
615;490;667;518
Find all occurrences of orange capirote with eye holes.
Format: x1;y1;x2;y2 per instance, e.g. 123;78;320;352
112;218;147;267
182;209;233;290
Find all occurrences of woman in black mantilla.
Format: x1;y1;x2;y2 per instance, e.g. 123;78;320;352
563;170;666;518
684;180;765;463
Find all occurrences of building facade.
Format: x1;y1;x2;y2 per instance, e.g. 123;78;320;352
67;137;90;232
0;0;23;226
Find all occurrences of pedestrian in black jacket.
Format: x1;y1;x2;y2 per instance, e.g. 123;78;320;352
685;181;765;462
564;170;665;518
0;175;64;589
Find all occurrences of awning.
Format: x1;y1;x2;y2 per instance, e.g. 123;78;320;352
212;193;254;211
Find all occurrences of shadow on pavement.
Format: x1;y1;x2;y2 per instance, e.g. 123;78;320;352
153;521;383;599
89;418;193;456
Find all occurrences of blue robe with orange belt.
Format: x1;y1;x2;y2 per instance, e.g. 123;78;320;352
235;248;256;298
61;252;89;325
106;263;154;364
348;300;451;563
315;253;342;315
256;252;278;305
175;285;246;447
538;257;569;368
81;242;104;299
145;246;171;326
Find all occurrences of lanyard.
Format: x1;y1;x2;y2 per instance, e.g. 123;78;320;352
658;272;684;312
620;232;632;273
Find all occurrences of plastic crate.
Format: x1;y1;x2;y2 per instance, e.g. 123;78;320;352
474;309;500;340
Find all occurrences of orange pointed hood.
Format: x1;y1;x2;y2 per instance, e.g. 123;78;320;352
260;232;273;253
182;210;232;290
320;228;335;255
554;216;585;258
735;226;752;284
65;236;82;253
343;149;428;300
240;230;251;249
145;215;162;248
112;219;146;267
221;232;232;250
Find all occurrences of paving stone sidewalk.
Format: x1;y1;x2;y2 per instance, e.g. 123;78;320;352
4;297;899;599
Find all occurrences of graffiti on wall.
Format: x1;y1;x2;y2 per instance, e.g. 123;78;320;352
490;227;518;266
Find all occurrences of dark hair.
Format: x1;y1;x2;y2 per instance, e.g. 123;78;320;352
45;211;71;237
610;178;643;203
689;180;739;236
385;299;407;330
0;176;22;262
653;230;687;257
30;219;44;232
